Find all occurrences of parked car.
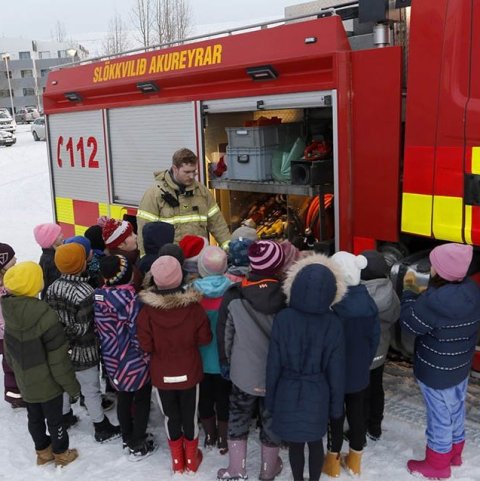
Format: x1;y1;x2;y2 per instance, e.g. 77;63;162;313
31;116;46;141
0;130;16;147
15;107;40;124
0;112;16;133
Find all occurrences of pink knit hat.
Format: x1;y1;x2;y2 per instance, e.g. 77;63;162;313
429;243;473;282
248;240;284;275
150;255;183;290
198;246;227;278
280;240;300;272
33;223;62;249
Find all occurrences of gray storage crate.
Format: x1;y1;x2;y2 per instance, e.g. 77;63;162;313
226;125;279;148
225;146;275;181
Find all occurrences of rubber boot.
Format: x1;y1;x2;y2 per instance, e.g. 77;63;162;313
168;437;185;474
341;448;362;476
36;445;54;465
184;437;203;474
217;420;229;455
407;446;451;479
322;451;341;478
217;439;248;480
451;441;465;467
53;448;79;467
259;444;283;481
201;416;218;448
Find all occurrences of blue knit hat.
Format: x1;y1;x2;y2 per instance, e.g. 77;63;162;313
228;238;254;267
64;236;91;258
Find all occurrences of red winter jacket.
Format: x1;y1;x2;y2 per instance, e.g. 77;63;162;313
137;286;211;390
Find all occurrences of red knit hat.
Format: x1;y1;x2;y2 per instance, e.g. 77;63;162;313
179;235;209;261
102;219;133;249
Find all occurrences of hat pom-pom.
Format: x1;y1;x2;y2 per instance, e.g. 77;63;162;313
97;216;108;228
356;255;368;270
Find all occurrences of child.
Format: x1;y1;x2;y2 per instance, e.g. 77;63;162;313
266;254;347;481
217;240;286;481
137;256;212;474
323;251;379;477
95;255;154;461
400;243;480;479
102;218;143;291
2;262;80;467
360;250;400;441
179;234;209;280
0;243;24;408
46;242;121;443
137;221;175;274
33;222;64;299
84;224;107;288
192;246;232;454
225;238;254;283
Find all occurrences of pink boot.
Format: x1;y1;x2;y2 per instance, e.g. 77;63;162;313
451;440;465;467
407;446;451;479
259;444;283;481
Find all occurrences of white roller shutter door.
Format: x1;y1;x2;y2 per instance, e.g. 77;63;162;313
107;102;197;206
48;110;108;202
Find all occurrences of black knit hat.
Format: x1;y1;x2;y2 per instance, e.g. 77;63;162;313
360;250;389;281
0;243;15;270
100;255;133;286
142;222;175;255
84;225;106;251
158;243;185;265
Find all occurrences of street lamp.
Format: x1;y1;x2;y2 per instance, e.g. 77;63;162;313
66;48;77;64
1;53;15;117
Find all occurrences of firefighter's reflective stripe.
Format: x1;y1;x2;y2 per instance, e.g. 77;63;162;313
401;193;432;236
221;240;230;250
432;196;463;243
464;205;473;245
207;205;220;218
56;197;75;224
472;147;480;174
137;209;208;225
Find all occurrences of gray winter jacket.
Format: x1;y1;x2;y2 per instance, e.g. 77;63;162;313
217;274;286;396
362;278;400;370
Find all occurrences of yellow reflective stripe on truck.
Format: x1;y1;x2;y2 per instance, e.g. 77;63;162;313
137;209;207;224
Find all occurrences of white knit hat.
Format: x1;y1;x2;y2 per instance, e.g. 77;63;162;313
331;251;368;286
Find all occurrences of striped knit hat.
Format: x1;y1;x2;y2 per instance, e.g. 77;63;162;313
248;240;284;275
102;219;133;249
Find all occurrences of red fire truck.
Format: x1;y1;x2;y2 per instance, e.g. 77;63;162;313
42;0;480;260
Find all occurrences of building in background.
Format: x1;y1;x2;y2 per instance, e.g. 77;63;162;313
0;38;89;115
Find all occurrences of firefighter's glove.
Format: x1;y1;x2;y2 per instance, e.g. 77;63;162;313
403;271;427;295
220;364;230;381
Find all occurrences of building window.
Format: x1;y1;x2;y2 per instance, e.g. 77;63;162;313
23;88;35;96
40;69;49;77
38;51;51;59
0;90;14;98
57;50;67;58
19;51;31;60
21;70;33;78
3;71;12;79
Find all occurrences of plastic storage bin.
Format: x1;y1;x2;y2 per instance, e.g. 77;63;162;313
226;125;279;148
225;146;275;181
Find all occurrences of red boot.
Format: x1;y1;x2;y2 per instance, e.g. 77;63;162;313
407;446;451;479
184;437;203;474
168;437;185;474
451;440;465;467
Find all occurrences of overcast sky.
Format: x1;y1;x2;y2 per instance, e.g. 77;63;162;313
0;0;309;47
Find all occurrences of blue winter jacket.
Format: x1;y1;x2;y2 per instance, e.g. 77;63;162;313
400;279;480;389
266;257;346;443
333;284;380;394
193;275;232;374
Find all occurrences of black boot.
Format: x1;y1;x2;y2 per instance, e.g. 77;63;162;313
201;417;217;448
62;409;79;429
93;416;121;443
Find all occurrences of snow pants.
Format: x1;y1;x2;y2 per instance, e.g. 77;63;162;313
199;373;231;422
0;340;23;406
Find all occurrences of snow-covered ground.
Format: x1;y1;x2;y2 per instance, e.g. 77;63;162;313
1;126;480;480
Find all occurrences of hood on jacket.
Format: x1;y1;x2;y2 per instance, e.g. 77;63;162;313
1;296;51;332
154;170;196;193
95;284;136;314
282;254;347;312
193;275;232;298
362;278;397;314
239;274;286;315
333;284;378;318
142;222;175;256
139;286;202;311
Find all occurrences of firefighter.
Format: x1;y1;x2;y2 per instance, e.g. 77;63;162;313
137;148;231;256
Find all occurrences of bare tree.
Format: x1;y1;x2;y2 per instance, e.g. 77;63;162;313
131;0;154;48
103;13;130;55
153;0;192;45
51;20;67;42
